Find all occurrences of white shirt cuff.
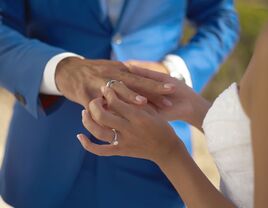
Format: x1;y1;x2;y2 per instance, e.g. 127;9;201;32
40;52;84;95
162;55;193;88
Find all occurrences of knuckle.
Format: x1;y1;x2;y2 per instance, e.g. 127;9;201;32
97;65;110;75
89;100;97;111
107;93;117;105
93;110;105;123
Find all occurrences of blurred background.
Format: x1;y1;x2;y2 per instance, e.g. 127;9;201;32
0;1;267;207
189;0;268;187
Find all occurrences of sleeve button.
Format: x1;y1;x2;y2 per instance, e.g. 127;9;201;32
14;92;26;106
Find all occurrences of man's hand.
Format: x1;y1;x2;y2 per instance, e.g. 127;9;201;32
55;57;175;110
125;60;169;74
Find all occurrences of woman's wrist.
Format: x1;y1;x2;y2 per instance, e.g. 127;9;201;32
188;95;212;131
154;139;187;169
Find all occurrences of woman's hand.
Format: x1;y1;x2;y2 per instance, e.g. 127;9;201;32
128;66;212;130
77;85;184;165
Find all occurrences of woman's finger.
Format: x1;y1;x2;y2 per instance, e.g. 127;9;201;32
120;66;176;107
82;110;115;143
108;81;147;105
89;97;127;131
115;69;175;97
101;86;145;121
140;91;173;109
77;134;120;156
139;103;158;117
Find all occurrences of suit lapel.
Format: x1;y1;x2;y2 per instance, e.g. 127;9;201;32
88;0;131;34
113;0;130;33
87;0;113;32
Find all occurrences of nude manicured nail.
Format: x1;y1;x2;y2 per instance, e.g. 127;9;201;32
135;95;147;103
77;134;82;141
164;83;175;89
82;110;86;117
163;98;173;107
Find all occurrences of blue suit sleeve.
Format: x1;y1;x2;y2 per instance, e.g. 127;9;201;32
173;0;240;92
0;1;65;118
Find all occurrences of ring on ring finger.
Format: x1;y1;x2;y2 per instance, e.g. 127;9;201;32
111;128;119;146
106;80;119;88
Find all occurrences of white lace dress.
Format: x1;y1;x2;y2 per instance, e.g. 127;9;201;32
202;83;254;208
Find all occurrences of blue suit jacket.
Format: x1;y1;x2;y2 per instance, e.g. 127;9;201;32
0;0;239;207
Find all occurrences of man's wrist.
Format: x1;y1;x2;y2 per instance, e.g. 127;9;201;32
55;56;84;94
40;52;84;95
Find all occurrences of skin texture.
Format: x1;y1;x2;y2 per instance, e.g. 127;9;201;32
125;60;169;74
239;25;268;208
77;25;268;208
127;66;211;131
78;84;235;208
55;57;175;110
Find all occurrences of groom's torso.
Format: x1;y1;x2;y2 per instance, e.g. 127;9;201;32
1;0;189;207
23;0;187;60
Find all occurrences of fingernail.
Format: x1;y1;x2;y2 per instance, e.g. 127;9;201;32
82;110;86;117
164;83;175;89
77;134;82;141
135;95;147;104
163;98;173;107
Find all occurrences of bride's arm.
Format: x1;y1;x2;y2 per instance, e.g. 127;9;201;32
77;86;235;208
248;25;268;208
157;138;236;208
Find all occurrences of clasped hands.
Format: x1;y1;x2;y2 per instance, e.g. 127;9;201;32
55;57;210;165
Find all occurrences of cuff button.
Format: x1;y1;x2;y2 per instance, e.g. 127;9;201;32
15;93;26;106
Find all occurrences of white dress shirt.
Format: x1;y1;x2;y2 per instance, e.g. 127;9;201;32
40;0;192;95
